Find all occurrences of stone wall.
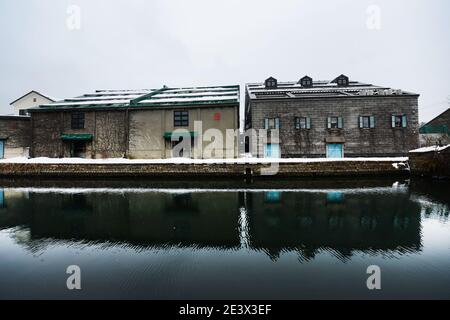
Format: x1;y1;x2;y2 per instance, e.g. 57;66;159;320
129;106;239;159
409;148;450;178
31;110;127;158
0;116;31;158
31;106;238;159
0;160;409;178
248;96;419;157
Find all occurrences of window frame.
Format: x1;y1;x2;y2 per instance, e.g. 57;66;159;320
71;112;85;130
174;110;189;127
359;115;375;129
295;116;311;130
328;116;343;129
264;117;280;130
392;115;407;128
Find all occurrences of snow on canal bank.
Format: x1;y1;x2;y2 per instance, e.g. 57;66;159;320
0;156;409;165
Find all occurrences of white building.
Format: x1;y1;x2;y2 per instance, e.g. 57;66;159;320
10;90;55;115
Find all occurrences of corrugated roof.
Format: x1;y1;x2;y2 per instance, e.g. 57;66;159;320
31;85;239;111
246;78;418;100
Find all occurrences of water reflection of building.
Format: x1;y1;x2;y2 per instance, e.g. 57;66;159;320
0;185;437;260
0;190;241;250
246;190;423;261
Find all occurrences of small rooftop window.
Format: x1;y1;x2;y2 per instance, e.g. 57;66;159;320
299;76;313;88
332;74;349;87
265;77;277;89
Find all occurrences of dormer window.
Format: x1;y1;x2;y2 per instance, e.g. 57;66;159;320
333;74;349;87
265;77;277;89
299;76;313;88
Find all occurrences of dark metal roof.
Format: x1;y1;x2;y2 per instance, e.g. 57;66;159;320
30;85;240;112
246;77;419;101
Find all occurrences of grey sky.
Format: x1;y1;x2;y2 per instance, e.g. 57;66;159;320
1;0;449;122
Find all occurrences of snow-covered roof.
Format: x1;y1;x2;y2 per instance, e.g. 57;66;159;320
409;144;450;153
246;77;418;100
32;85;239;111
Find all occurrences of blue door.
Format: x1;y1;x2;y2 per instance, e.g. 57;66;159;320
327;143;343;158
0;140;4;159
264;144;280;158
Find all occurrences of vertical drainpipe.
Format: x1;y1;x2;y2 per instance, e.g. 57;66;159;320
93;111;97;159
30;112;34;158
60;112;64;157
125;107;130;159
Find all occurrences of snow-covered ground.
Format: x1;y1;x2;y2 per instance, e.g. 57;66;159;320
409;144;450;153
0;156;408;164
5;185;408;195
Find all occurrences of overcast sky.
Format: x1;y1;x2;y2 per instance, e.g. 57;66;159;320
0;0;449;122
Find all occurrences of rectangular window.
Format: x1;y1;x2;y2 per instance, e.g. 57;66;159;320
359;116;375;128
19;110;28;116
174;111;189;127
295;117;311;129
327;117;343;129
264;117;280;129
392;115;407;128
71;112;85;129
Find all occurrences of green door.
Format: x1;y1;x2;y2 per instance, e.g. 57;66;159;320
264;144;280;158
0;140;4;159
327;143;343;158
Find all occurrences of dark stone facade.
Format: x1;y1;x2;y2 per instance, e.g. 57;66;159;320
409;147;450;178
0;116;31;158
31;110;127;158
246;96;420;157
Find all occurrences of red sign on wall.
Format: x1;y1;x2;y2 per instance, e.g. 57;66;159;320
214;112;221;120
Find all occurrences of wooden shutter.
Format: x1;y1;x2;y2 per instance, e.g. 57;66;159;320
264;118;269;129
327;117;331;129
370;116;375;128
391;115;396;128
338;117;343;129
359;116;363;128
275;118;280;129
306;117;311;129
402;115;407;128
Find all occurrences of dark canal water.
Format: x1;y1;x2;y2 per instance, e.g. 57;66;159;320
0;178;449;299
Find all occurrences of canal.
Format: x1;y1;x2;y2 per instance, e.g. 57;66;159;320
0;178;449;299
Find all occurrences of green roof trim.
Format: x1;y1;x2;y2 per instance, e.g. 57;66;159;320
419;125;449;135
130;99;239;108
163;131;198;139
61;133;93;141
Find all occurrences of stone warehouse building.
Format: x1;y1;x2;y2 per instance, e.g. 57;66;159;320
245;75;420;158
28;85;240;159
0;115;31;158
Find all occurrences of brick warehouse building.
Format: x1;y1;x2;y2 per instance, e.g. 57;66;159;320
245;75;420;158
28;85;239;159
